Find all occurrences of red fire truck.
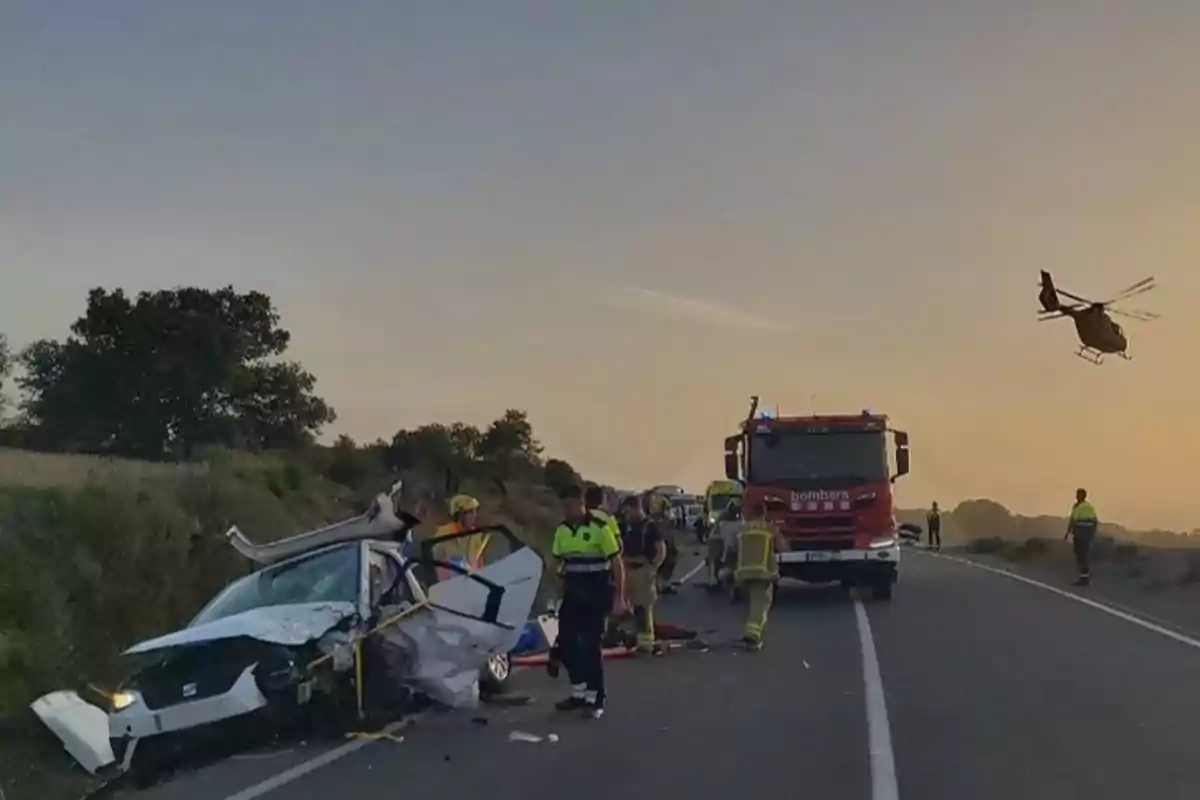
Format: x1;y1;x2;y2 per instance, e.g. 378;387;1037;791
723;396;910;600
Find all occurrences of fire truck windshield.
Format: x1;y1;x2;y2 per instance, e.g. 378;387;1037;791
747;429;888;487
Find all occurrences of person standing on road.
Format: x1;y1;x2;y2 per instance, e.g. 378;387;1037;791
550;484;626;719
734;501;786;652
706;500;741;593
926;502;942;551
1065;488;1099;586
619;495;667;655
585;482;627;647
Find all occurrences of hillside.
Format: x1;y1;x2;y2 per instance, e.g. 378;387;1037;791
0;439;568;800
896;499;1200;591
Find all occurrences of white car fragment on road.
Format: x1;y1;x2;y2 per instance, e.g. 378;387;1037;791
30;481;543;784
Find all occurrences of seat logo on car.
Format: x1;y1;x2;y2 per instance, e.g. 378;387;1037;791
182;682;198;699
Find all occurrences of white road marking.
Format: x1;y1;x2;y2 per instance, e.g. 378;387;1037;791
679;559;706;584
221;716;420;800
926;551;1200;651
223;553;707;799
854;598;900;800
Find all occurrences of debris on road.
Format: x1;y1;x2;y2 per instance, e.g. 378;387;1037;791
508;731;543;744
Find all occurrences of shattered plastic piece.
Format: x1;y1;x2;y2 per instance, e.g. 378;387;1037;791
547;734;559;743
803;660;811;669
508;731;543;743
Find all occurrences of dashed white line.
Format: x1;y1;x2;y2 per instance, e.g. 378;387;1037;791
927;551;1200;651
854;598;900;800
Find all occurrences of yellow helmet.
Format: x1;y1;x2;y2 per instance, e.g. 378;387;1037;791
449;494;480;515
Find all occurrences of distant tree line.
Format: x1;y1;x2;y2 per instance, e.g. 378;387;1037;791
0;285;588;492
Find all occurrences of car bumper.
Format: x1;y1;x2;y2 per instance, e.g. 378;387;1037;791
777;544;901;565
109;665;269;740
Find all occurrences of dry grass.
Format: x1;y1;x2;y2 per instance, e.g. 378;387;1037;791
0;446;205;488
0;448;564;800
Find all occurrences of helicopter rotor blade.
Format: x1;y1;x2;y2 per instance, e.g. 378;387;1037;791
1102;282;1156;306
1110;307;1160;322
1110;276;1156;300
1054;287;1095;305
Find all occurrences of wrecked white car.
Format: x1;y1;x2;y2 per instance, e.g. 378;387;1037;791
32;482;543;783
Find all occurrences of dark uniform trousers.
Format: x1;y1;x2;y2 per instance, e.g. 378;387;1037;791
1072;521;1097;575
556;573;614;701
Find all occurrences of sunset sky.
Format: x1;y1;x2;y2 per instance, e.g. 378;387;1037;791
4;2;1199;530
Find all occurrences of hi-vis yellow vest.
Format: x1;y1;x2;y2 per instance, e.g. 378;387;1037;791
735;520;779;582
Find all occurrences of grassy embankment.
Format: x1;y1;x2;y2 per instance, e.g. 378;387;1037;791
0;446;561;800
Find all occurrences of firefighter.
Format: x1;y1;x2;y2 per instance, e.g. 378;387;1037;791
1065;488;1099;586
550;483;626;718
432;494;491;580
734;500;786;651
926;502;942;551
619;494;667;654
706;500;742;594
647;493;679;595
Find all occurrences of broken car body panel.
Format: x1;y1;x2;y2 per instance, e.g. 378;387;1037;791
33;482;544;775
30;691;117;776
123;602;358;656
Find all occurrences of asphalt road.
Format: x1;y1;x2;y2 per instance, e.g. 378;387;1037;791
131;549;1200;800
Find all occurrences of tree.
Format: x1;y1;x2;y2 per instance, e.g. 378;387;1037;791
543;458;581;493
387;422;477;475
17;286;335;458
478;409;543;476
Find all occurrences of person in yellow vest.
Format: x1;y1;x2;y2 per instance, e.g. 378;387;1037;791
549;483;626;719
585;483;627;646
1064;488;1099;586
432;494;492;581
618;494;667;654
734;500;787;651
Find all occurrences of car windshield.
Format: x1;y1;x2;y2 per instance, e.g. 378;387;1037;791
190;544;362;627
709;495;736;513
748;430;888;487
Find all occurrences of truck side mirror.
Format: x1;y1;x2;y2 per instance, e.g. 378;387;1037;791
723;436;740;480
895;447;910;478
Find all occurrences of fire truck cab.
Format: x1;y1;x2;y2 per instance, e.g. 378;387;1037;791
723;397;910;600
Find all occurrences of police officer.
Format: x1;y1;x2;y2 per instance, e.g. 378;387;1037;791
926;502;942;551
618;495;666;654
550;484;626;718
734;501;786;651
584;483;621;543
1065;488;1099;586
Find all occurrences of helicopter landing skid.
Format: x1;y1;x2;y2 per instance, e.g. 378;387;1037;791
1075;346;1130;364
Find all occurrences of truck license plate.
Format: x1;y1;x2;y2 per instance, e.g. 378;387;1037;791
806;551;835;562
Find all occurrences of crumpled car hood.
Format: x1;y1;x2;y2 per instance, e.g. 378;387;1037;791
123;601;358;656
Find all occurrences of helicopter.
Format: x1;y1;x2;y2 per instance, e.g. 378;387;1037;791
1037;270;1159;364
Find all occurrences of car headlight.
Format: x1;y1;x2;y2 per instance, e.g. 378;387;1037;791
869;535;897;549
110;691;139;711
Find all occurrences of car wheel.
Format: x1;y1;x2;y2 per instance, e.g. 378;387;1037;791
480;652;511;691
872;581;894;601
